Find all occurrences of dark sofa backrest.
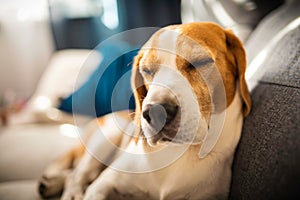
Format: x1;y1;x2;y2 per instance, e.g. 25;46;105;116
230;1;300;199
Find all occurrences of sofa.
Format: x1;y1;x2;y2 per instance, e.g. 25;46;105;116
0;0;299;199
230;0;300;199
0;49;100;200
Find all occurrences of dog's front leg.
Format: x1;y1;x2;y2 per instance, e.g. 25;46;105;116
61;113;131;200
61;152;104;200
83;152;146;200
83;168;120;200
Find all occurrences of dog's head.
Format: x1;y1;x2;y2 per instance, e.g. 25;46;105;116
131;22;251;147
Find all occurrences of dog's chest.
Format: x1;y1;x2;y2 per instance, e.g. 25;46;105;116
108;144;231;200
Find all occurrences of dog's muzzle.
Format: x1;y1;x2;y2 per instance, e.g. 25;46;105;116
142;100;180;145
143;102;178;131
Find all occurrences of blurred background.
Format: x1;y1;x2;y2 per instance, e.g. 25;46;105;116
0;0;284;106
1;1;300;199
0;0;182;102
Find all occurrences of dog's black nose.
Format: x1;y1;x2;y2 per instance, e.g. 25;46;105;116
142;103;178;131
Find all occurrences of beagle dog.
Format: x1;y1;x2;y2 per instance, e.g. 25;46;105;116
39;22;251;200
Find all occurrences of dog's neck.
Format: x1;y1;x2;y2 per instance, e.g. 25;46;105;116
147;90;244;199
207;88;244;156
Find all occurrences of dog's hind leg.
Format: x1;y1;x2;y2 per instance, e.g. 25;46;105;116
38;144;85;198
61;151;105;200
61;112;132;200
38;117;105;198
38;111;132;199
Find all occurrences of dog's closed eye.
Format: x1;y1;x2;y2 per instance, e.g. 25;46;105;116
190;57;214;69
141;68;154;76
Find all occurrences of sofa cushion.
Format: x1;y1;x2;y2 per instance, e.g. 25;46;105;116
219;0;284;29
247;23;300;90
230;84;300;199
12;49;100;124
259;27;300;88
0;124;80;182
0;180;58;200
186;0;284;41
245;0;300;62
58;43;138;117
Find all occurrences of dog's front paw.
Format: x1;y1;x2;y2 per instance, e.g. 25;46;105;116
61;186;84;200
38;175;65;198
83;187;106;200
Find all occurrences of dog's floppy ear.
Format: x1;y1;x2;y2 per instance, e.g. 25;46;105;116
225;30;251;116
131;51;148;134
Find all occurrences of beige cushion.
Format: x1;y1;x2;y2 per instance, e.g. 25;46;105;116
0;124;80;182
0;180;58;200
11;49;101;125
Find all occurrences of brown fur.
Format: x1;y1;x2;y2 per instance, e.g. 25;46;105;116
39;22;251;199
131;22;251;127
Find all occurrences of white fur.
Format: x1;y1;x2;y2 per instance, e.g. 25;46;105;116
141;28;208;146
82;30;242;199
156;28;179;67
83;90;243;200
46;66;243;200
142;66;207;145
42;27;245;200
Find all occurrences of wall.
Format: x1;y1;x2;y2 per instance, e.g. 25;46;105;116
0;0;54;101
